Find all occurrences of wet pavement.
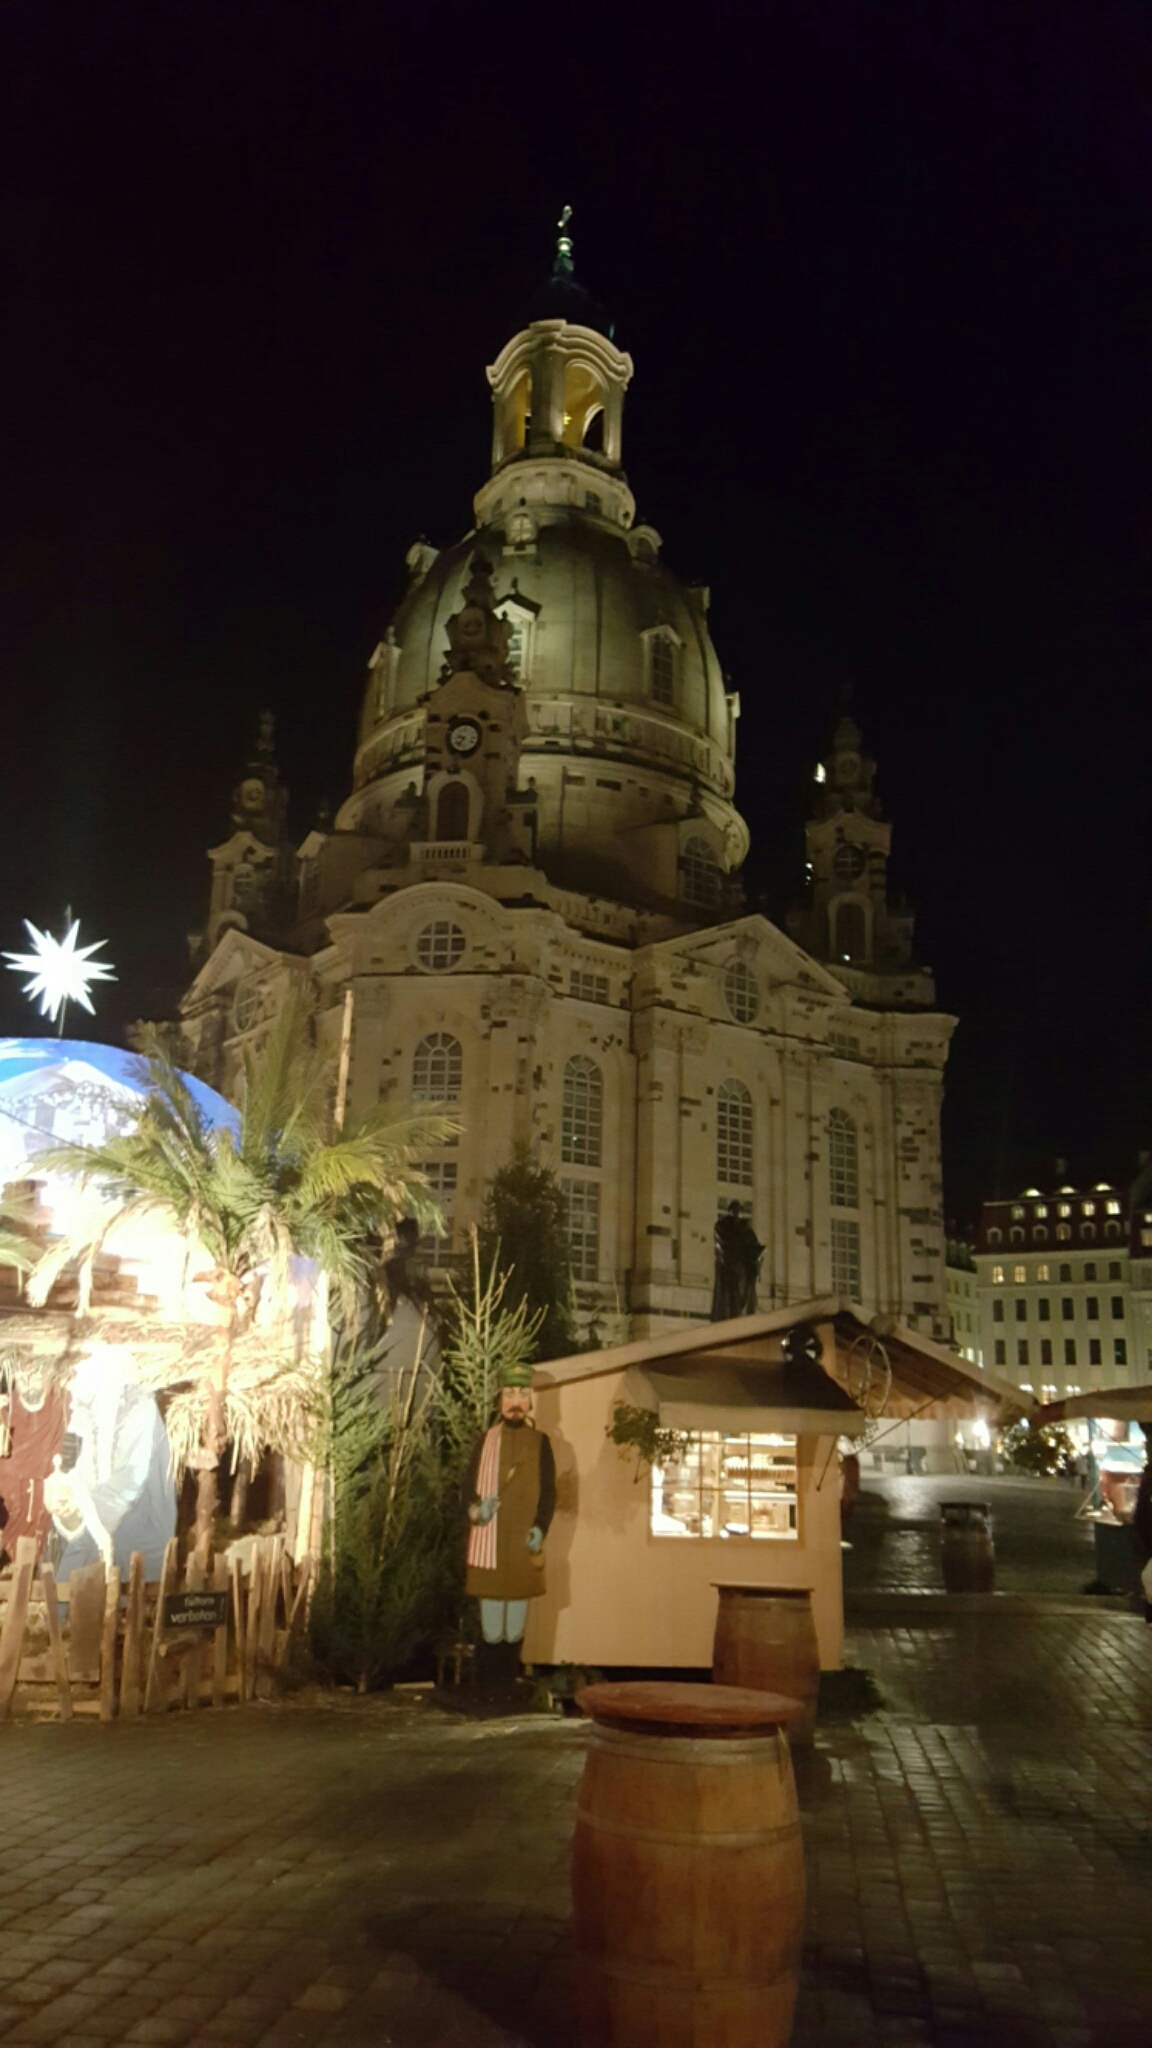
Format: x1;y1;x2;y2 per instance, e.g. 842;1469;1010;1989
1;1598;1150;2047
843;1472;1099;1596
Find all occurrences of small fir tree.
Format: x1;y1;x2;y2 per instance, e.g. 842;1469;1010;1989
478;1145;578;1362
309;1240;540;1690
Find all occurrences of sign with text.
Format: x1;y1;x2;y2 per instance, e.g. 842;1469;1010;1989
163;1590;229;1632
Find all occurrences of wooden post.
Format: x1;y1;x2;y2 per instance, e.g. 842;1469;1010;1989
119;1554;146;1720
39;1566;73;1722
230;1554;246;1702
242;1548;262;1704
277;1554;312;1672
255;1536;283;1699
181;1554;204;1710
66;1560;106;1685
0;1537;37;1720
98;1567;122;1723
144;1537;178;1715
211;1552;229;1708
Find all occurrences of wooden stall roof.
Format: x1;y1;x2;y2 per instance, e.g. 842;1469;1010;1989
536;1297;1024;1420
1034;1385;1152;1426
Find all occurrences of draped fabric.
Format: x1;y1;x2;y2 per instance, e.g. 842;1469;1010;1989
465;1424;503;1571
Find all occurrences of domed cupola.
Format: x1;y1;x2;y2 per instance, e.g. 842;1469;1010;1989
341;214;749;921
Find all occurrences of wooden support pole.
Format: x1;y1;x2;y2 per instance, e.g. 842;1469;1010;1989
277;1554;312;1672
181;1555;203;1711
98;1567;122;1723
242;1549;262;1705
255;1536;283;1700
212;1552;229;1708
230;1554;246;1702
39;1565;73;1723
144;1537;178;1715
119;1554;145;1720
0;1537;37;1720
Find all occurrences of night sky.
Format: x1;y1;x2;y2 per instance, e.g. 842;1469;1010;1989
3;1;1151;1224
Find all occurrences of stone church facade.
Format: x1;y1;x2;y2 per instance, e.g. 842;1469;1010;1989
179;233;954;1344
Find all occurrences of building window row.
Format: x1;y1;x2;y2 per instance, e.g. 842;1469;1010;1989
994;1292;1127;1326
995;1336;1124;1371
990;1259;1122;1285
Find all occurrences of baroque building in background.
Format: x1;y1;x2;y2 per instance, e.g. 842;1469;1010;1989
180;233;954;1344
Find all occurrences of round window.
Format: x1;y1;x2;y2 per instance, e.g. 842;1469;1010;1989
416;921;466;972
833;843;866;883
723;959;759;1024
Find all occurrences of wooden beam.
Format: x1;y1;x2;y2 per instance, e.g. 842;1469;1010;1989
119;1554;145;1720
98;1567;121;1723
39;1565;73;1722
0;1537;37;1720
144;1537;178;1715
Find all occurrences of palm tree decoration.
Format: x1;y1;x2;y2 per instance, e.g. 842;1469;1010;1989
27;994;459;1556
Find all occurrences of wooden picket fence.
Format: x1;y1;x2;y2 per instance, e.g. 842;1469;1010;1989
0;1533;312;1722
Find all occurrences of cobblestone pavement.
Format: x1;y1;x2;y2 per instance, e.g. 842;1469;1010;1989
2;1609;1150;2047
843;1472;1099;1595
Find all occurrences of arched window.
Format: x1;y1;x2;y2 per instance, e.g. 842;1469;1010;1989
435;780;470;842
723;959;759;1023
717;1080;753;1186
561;1056;603;1167
682;837;721;909
650;636;676;707
987;1227;1002;1246
829;1109;859;1210
833;900;867;963
412;1032;462;1104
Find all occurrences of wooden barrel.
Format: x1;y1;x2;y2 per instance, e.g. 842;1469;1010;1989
711;1583;820;1745
940;1501;994;1592
572;1682;805;2048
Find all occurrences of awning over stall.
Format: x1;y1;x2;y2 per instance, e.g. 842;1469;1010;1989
622;1350;868;1438
1035;1385;1152;1426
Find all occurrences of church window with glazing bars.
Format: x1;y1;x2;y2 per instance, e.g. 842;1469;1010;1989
829;1108;861;1298
418;1159;458;1264
412;1032;463;1103
829;1109;859;1208
650;635;676;707
564;1178;601;1281
561;1056;603;1167
682;837;721;909
717;1080;753;1187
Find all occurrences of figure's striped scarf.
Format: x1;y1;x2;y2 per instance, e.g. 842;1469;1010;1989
465;1424;503;1571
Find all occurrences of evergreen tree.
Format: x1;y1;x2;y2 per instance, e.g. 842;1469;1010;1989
478;1145;577;1361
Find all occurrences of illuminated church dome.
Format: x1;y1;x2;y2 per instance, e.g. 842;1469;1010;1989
338;217;746;913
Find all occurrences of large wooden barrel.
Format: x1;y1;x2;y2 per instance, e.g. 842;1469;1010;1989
940;1501;994;1592
572;1682;805;2048
712;1583;820;1746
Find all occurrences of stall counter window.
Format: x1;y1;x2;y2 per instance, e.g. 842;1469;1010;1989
651;1432;799;1541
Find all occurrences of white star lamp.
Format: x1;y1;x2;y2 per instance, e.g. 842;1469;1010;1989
4;916;116;1035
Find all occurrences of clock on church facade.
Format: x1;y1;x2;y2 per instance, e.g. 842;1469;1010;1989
179;232;954;1344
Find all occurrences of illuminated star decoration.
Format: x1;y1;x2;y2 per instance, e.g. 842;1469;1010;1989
3;917;116;1029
